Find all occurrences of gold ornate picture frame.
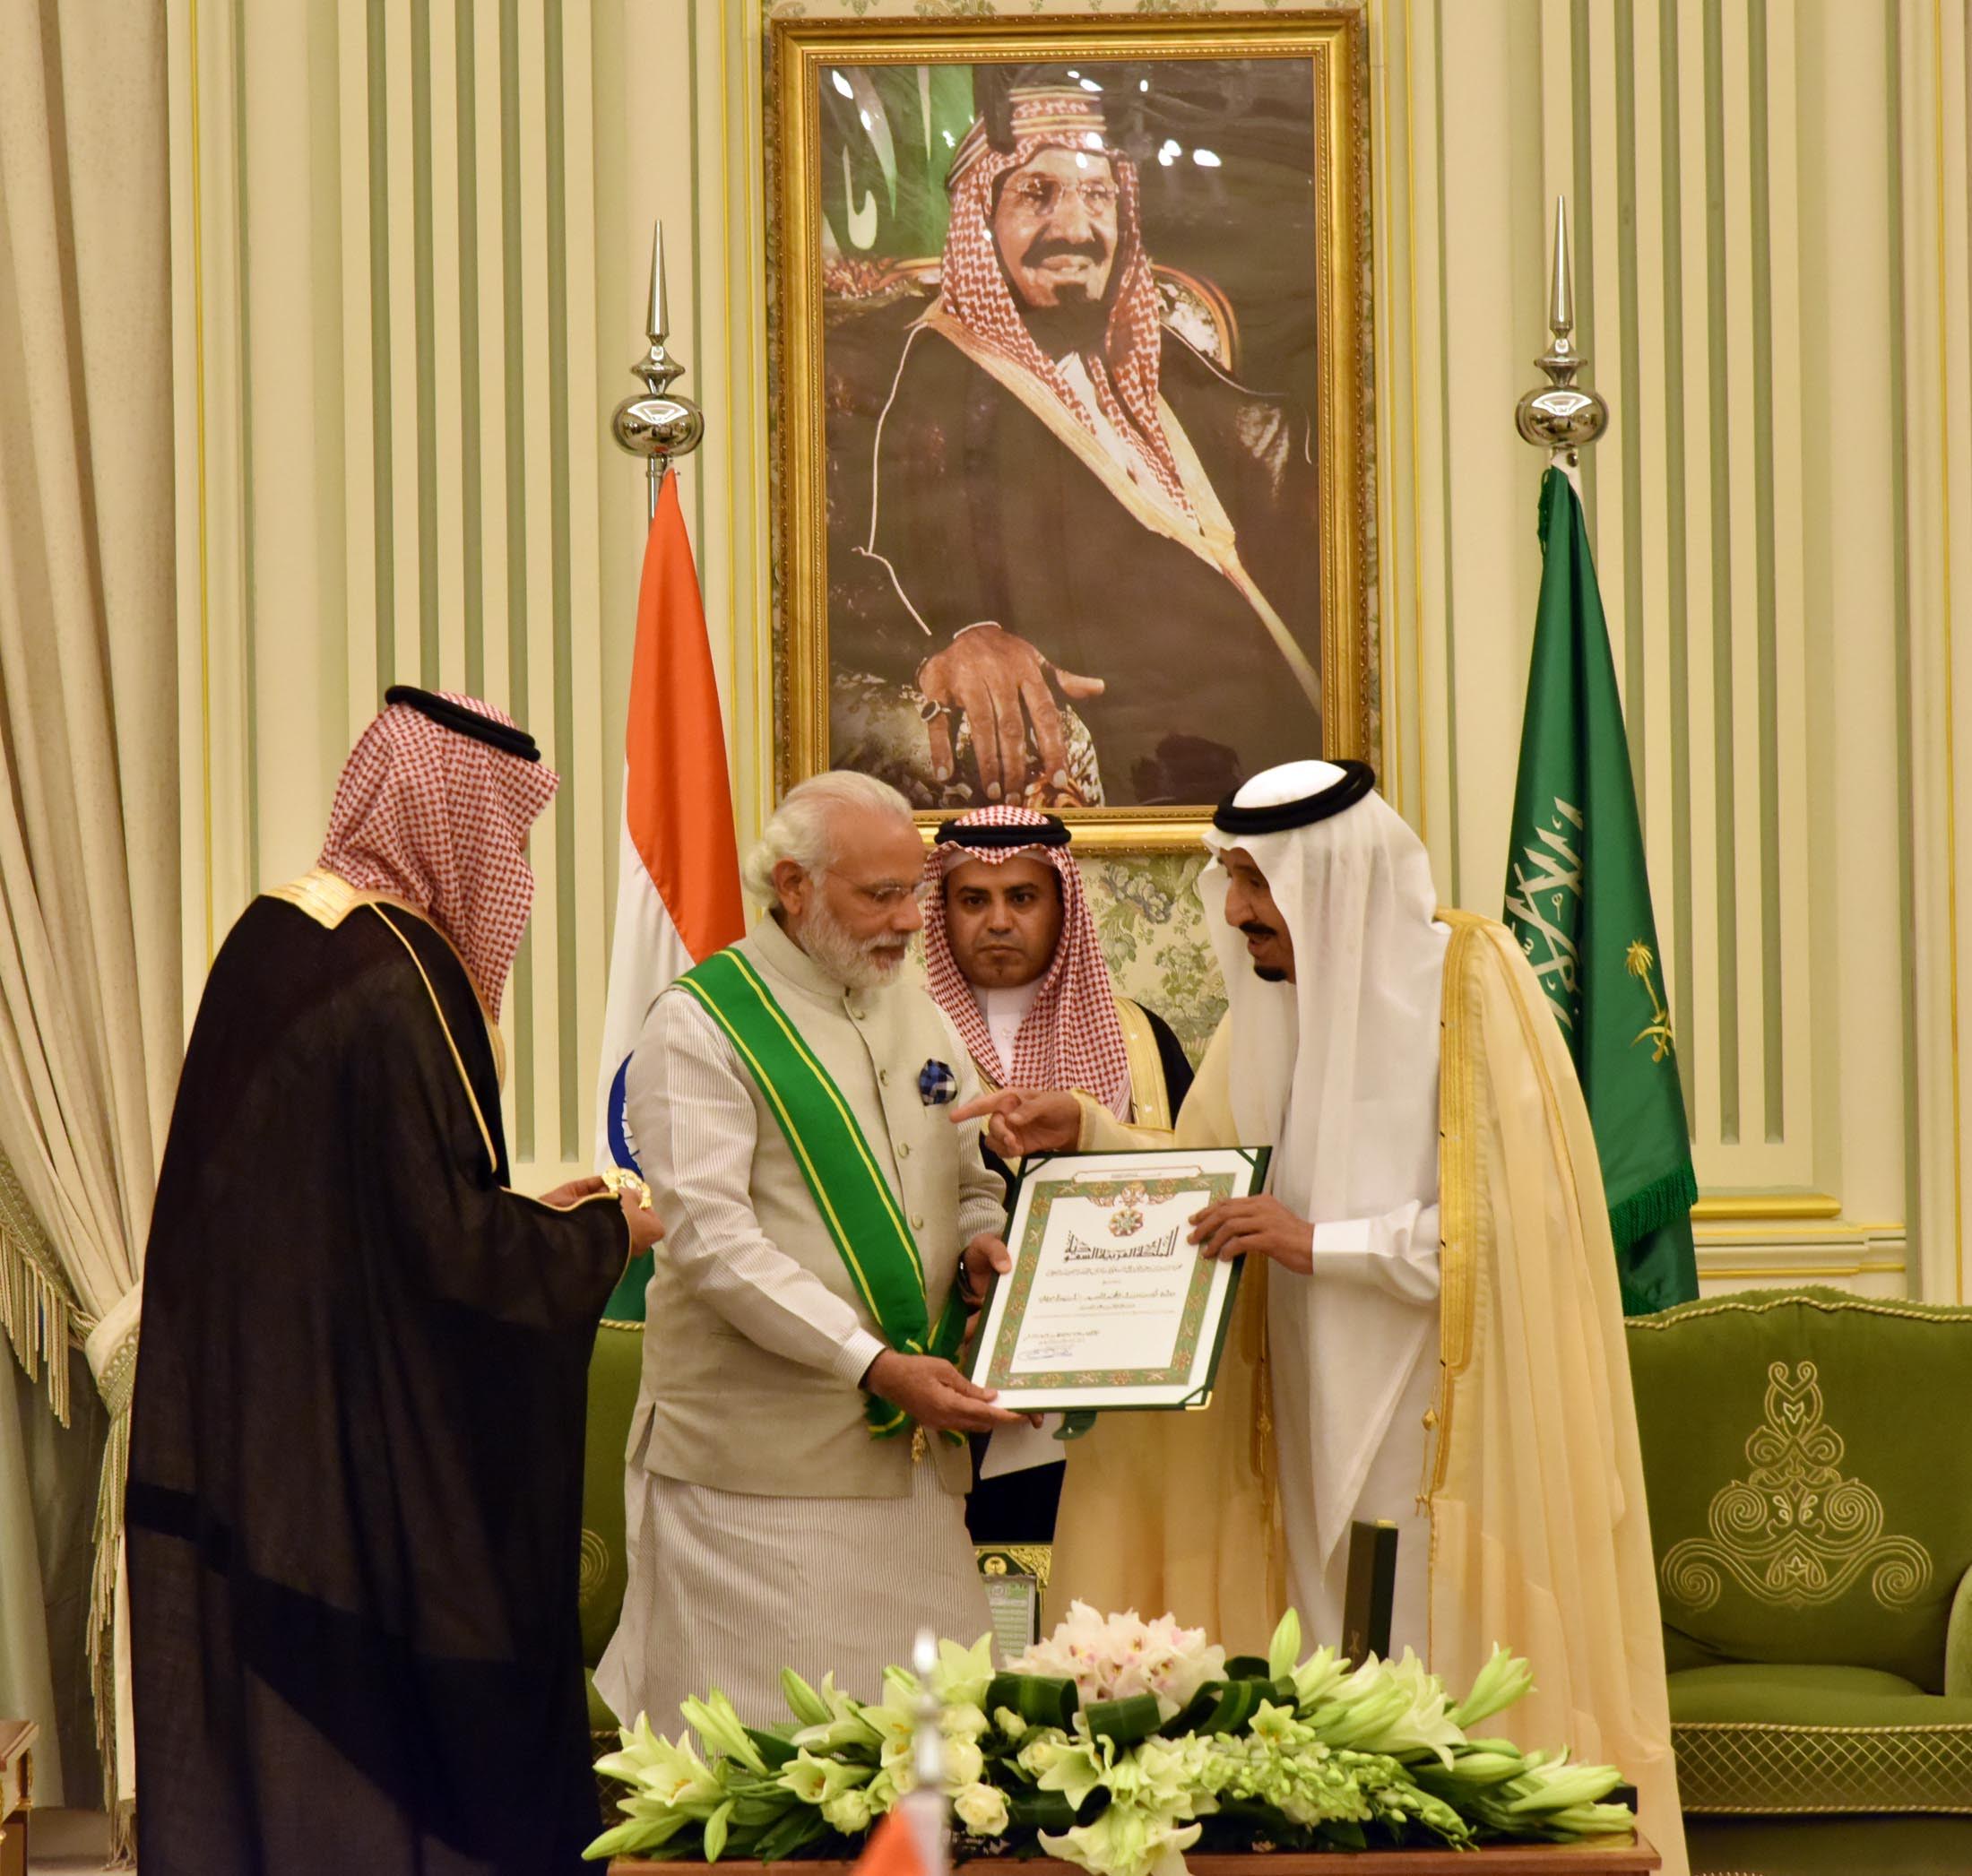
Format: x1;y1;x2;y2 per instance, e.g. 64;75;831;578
771;12;1373;851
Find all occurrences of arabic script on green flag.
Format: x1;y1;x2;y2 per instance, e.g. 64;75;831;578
1503;469;1699;1312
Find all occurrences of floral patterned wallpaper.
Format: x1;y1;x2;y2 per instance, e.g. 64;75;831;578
1084;855;1224;1062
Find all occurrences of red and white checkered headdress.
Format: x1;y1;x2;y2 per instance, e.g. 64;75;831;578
318;692;558;1017
939;87;1192;516
922;805;1132;1119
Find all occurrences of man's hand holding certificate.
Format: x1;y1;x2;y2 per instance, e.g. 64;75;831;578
949;1137;1271;1413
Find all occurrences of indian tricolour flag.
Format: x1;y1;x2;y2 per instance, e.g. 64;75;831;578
592;466;745;1318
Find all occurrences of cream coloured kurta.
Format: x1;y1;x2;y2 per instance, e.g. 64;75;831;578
596;914;1004;1731
1051;914;1686;1876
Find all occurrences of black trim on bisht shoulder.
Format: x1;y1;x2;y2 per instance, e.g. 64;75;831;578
933;813;1072;850
384;685;541;763
1211;759;1378;835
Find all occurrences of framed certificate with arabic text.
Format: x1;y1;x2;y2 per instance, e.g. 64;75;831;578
964;1146;1267;1413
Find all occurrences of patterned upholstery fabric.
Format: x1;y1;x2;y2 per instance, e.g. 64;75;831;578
1628;1290;1972;1827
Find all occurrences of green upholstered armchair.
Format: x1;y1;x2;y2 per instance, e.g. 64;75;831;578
579;1319;644;1753
1627;1288;1972;1876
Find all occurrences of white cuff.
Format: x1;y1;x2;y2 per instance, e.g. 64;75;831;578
834;1327;889;1390
1310;1218;1372;1260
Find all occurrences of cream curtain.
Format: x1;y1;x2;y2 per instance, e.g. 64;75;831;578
0;0;181;1841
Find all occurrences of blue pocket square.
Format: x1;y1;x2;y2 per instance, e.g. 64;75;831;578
919;1059;958;1106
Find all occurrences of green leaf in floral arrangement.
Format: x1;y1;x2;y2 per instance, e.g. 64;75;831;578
1007;1790;1078;1833
1082;1694;1164;1748
984;1671;1079;1731
703;1797;735;1862
1266;1610;1302;1681
730;1783;810;1828
1157;1676;1268;1739
1223;1655;1270;1681
744;1725;801;1769
753;1801;839;1863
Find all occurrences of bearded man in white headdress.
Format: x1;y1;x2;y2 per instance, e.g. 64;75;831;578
959;759;1687;1876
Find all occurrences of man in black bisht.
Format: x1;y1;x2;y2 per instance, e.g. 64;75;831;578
127;688;660;1876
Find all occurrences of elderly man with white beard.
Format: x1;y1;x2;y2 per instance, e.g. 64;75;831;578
959;759;1687;1876
596;772;1021;1733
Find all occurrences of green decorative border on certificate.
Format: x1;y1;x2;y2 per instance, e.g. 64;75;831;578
984;1172;1238;1390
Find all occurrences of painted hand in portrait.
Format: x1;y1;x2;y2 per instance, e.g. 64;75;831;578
817;57;1328;815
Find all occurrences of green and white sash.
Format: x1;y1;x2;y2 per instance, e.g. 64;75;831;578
677;948;965;1439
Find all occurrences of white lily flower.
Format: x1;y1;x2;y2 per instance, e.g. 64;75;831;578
1449;1645;1536;1729
1266;1609;1302;1681
778;1748;873;1806
931;1633;997;1709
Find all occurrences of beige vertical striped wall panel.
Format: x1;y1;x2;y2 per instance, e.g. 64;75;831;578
166;0;771;1185
1383;0;1943;1293
168;0;1968;1293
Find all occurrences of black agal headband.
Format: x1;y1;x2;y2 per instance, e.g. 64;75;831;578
385;686;541;763
933;813;1072;851
1211;759;1377;836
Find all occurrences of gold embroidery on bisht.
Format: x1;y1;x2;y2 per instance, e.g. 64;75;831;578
1661;1360;1933;1612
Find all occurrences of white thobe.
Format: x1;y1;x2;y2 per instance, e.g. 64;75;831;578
1271;1195;1441;1653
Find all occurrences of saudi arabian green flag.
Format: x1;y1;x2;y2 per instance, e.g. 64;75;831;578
1503;469;1699;1313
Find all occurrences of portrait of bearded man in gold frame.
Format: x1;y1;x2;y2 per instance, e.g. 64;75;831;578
772;12;1373;851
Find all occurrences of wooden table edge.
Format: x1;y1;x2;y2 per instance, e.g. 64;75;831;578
609;1832;1659;1875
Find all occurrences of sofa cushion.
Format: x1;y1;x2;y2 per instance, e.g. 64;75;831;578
1628;1289;1972;1690
1669;1663;1972;1813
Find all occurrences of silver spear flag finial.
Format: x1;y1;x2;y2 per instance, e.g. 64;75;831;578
613;220;704;519
1515;195;1607;462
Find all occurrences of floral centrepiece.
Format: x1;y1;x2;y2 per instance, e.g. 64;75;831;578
587;1605;1636;1875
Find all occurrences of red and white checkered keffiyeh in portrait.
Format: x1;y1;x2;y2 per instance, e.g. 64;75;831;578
921;805;1132;1119
317;693;558;1017
939;89;1194;518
